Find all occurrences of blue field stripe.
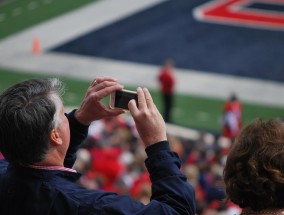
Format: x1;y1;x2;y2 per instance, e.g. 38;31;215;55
50;0;284;83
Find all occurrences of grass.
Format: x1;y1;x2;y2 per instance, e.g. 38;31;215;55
0;0;97;40
1;68;284;134
1;0;284;134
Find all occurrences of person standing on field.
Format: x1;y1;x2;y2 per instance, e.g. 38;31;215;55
158;59;176;123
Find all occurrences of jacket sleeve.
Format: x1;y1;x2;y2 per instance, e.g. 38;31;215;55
64;110;89;168
145;141;195;214
100;141;196;215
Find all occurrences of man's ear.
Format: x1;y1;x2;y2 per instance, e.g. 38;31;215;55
50;129;63;145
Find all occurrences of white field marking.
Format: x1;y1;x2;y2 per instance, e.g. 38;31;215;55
0;13;6;22
28;1;38;10
0;0;15;7
196;112;210;122
172;107;183;117
166;123;201;141
43;0;53;5
12;7;22;16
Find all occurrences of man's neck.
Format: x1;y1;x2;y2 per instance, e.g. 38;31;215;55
34;150;65;167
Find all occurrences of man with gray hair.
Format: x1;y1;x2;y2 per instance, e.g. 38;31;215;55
0;77;195;214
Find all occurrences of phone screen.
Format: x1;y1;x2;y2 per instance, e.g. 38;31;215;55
114;90;138;110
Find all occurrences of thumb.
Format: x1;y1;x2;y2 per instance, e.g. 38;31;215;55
128;99;138;116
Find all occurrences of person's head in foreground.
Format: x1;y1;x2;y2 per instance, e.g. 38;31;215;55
0;78;66;166
0;78;124;166
0;77;196;215
224;118;284;214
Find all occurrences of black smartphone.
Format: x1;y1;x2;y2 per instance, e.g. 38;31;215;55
110;89;138;111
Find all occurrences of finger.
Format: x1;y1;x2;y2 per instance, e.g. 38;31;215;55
108;108;125;116
95;84;123;100
93;79;123;93
128;99;139;116
90;77;118;89
89;80;123;95
95;77;118;85
136;87;146;110
143;88;154;108
91;79;98;87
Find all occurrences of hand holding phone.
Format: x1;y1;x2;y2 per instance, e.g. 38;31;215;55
128;87;167;147
110;89;138;111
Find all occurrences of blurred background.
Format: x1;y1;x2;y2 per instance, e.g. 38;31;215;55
1;0;284;214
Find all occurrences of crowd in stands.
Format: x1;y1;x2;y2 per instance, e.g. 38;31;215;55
73;113;242;215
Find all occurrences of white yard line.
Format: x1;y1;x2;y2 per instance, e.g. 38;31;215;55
0;0;15;7
0;0;283;107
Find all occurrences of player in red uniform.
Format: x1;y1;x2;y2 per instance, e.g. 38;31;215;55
222;93;242;140
158;60;176;123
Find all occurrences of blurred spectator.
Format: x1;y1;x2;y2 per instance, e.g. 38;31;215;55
158;59;176;123
75;113;242;214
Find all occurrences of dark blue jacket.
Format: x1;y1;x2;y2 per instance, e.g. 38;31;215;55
0;111;195;214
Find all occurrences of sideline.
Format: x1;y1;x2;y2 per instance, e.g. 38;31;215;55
0;0;283;107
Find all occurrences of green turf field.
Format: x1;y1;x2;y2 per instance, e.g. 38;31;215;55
0;0;97;40
1;68;283;134
1;0;284;134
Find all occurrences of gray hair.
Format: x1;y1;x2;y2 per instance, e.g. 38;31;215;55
0;78;65;165
49;79;64;128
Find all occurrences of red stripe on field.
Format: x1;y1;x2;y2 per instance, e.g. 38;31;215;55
196;0;284;29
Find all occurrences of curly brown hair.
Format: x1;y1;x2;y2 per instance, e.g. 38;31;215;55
223;119;284;211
